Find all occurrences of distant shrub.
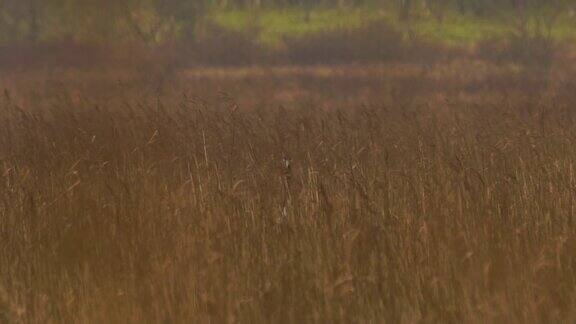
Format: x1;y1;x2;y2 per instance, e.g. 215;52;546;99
0;41;107;69
476;32;558;68
283;21;407;64
0;26;268;70
187;24;270;66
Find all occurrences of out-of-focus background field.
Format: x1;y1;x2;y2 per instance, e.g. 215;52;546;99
0;0;575;68
1;1;576;323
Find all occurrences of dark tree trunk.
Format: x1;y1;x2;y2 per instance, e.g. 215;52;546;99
399;0;412;21
457;0;466;14
28;0;39;43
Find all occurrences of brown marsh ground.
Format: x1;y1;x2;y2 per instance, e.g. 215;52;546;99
1;58;576;323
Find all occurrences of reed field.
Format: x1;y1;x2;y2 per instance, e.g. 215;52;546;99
0;56;575;323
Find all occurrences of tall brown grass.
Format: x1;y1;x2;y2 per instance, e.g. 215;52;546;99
1;60;576;323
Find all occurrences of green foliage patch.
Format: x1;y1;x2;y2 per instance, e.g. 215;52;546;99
212;7;576;47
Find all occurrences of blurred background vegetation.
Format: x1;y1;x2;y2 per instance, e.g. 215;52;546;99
1;0;574;43
0;0;574;67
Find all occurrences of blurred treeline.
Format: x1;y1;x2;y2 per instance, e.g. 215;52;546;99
0;0;573;44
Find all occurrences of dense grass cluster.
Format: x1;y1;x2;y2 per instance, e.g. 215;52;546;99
1;61;576;323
